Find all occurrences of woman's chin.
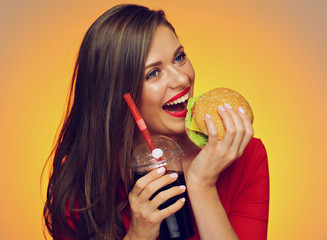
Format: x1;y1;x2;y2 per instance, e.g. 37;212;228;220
167;125;187;136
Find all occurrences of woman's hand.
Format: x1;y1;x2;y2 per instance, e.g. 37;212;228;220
126;167;186;240
187;104;254;188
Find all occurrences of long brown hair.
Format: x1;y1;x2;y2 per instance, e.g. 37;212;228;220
43;4;175;240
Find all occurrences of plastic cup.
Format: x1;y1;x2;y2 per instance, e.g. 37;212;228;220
131;135;195;240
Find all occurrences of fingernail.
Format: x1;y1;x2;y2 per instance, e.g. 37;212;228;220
205;113;211;118
170;173;178;178
224;103;232;109
238;106;246;114
181;197;186;202
156;167;165;174
218;105;225;111
179;185;186;190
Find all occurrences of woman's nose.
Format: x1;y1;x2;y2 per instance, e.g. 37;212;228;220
167;66;189;88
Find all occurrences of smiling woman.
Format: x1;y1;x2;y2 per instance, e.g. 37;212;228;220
43;3;268;240
162;87;190;118
139;26;195;135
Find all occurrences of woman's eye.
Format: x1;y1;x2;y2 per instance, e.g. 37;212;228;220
175;52;186;63
146;69;160;79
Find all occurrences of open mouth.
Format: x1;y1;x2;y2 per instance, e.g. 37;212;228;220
162;91;189;117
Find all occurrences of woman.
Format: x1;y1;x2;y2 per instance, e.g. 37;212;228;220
43;4;269;240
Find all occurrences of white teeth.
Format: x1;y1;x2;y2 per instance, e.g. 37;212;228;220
165;92;189;106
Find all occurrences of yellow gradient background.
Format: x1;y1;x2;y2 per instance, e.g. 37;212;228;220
1;0;326;239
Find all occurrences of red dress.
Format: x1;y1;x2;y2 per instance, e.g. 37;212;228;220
65;137;269;239
121;137;269;240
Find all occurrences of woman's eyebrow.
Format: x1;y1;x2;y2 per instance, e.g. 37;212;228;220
145;61;162;69
173;45;184;57
145;45;184;69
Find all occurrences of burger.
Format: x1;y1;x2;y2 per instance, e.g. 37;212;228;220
185;88;254;148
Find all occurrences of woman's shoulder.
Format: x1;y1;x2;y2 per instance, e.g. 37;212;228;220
219;137;268;179
235;137;268;174
218;137;269;192
217;137;269;211
244;137;267;155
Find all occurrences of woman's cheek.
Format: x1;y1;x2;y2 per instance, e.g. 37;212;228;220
186;62;195;82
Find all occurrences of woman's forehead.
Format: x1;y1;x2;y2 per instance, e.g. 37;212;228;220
145;26;181;64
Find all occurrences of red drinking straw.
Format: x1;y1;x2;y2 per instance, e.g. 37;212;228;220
123;93;158;155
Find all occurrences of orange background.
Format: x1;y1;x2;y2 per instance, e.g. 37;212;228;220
1;0;326;239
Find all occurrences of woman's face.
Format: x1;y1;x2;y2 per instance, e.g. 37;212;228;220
139;26;195;136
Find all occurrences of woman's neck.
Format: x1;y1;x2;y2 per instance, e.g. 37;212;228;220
167;133;200;157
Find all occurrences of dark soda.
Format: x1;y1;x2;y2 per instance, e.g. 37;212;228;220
134;171;194;240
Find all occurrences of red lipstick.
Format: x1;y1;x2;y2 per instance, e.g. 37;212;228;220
164;86;190;105
162;87;190;118
164;109;188;118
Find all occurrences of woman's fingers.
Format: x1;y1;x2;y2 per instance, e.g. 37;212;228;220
139;173;179;201
205;103;253;158
129;168;184;212
204;113;218;149
204;105;237;152
153;197;186;221
149;185;186;211
237;106;254;154
223;104;245;153
129;167;166;198
129;172;186;225
216;105;236;148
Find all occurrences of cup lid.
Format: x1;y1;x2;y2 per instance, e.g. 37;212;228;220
131;135;184;169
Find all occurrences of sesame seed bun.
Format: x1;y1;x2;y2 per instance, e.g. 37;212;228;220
185;88;253;148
